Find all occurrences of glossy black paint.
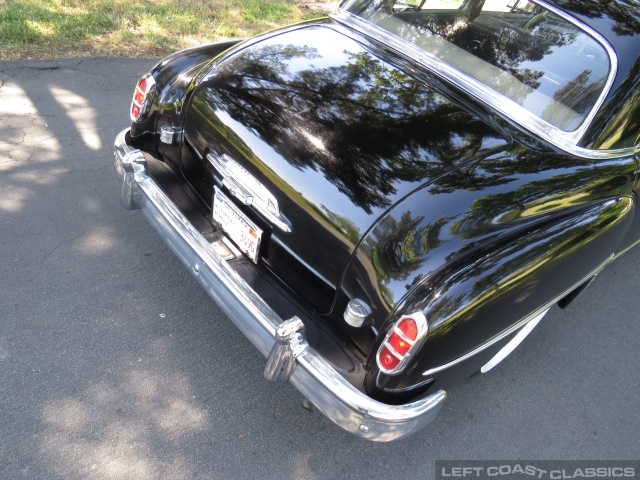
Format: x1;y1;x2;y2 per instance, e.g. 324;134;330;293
333;140;637;397
129;39;244;165
552;0;640;149
129;3;640;403
588;53;640;149
181;24;508;318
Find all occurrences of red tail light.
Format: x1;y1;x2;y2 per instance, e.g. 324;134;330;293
130;74;155;122
378;346;400;371
376;312;428;375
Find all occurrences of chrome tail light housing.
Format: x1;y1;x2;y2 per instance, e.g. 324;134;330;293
130;74;156;122
376;311;428;375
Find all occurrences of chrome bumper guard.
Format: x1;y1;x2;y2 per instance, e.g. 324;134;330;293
114;129;446;441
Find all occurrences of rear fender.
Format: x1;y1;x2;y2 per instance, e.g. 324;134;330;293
367;196;635;398
129;39;245;163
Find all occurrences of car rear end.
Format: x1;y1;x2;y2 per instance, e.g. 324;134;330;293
114;122;447;440
110;3;499;437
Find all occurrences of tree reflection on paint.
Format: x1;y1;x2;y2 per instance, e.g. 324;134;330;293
204;39;499;214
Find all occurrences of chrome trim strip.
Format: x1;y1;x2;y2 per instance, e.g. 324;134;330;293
530;0;618;141
613;236;640;260
385;343;404;359
271;235;336;290
331;2;625;159
115;129;446;441
207;153;292;233
480;308;549;373
422;253;614;377
393;327;414;345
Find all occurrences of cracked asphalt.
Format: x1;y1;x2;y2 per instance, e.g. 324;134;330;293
0;58;638;480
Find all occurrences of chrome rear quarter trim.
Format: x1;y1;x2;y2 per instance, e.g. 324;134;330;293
422;252;614;377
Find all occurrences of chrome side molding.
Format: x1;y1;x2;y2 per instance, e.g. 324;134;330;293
422;253;615;377
480;308;549;373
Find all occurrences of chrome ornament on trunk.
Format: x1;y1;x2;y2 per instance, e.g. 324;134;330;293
207;153;292;232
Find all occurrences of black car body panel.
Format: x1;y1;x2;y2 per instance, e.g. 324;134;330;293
118;0;640;438
180;24;510;315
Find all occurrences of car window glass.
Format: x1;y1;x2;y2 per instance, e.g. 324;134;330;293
343;0;611;132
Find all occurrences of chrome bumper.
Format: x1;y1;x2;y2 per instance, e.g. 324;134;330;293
114;129;446;441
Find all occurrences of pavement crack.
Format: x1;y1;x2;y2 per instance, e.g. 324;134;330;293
13;130;28;146
37;239;67;265
11;227;94;268
93;186;106;203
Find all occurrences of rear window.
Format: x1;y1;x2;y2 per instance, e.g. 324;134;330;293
342;0;611;132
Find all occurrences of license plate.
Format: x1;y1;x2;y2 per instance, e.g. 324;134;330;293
213;187;263;263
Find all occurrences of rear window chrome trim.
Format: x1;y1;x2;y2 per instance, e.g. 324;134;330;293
332;0;621;159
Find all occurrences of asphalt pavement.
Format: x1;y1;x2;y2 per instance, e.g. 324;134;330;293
0;57;638;480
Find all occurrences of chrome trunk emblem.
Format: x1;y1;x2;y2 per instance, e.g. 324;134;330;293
207;153;292;233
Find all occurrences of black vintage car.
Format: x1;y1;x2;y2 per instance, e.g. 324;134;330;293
114;0;640;441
